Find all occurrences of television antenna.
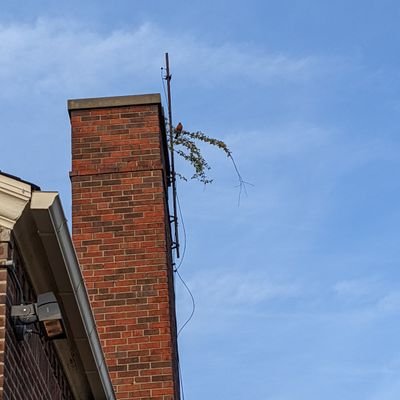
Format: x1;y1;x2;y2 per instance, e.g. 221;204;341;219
164;53;180;258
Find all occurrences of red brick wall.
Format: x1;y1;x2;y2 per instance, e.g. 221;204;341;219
70;100;180;399
0;231;74;400
0;235;9;400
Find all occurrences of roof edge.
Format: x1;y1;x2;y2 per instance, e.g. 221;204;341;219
30;191;116;400
0;174;31;229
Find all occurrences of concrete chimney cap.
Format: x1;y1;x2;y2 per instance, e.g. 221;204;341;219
68;93;161;112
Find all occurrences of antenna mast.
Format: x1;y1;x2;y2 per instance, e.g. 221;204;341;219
165;52;180;258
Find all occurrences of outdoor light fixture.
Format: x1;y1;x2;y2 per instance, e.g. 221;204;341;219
11;292;66;341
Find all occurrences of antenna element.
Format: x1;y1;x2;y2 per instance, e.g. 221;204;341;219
165;53;180;258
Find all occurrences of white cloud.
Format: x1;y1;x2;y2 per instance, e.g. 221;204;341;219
331;278;400;321
186;270;300;307
376;292;400;314
223;123;333;161
174;268;302;335
333;278;379;300
0;19;318;98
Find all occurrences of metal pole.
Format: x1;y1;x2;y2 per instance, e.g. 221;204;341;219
165;53;180;258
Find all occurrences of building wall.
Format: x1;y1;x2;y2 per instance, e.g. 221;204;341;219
70;98;180;399
0;228;74;400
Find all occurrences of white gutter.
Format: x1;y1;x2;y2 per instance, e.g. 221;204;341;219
0;171;115;399
30;192;115;400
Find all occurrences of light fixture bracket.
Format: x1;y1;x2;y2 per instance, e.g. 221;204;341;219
11;292;65;341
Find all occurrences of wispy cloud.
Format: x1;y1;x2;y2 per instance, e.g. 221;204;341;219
224;123;332;160
375;292;400;314
331;277;400;322
185;270;300;308
333;277;380;301
0;19;319;98
174;268;302;336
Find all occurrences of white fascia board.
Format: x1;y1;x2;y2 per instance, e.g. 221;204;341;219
0;174;31;229
30;191;115;400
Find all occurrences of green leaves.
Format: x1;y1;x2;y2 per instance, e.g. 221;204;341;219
171;128;231;184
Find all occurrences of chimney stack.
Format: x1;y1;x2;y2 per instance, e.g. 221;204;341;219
69;94;180;399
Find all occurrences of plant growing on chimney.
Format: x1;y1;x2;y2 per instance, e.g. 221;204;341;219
172;124;251;199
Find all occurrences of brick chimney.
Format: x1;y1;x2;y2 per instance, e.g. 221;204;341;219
69;94;180;399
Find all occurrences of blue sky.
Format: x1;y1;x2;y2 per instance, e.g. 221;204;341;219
2;1;400;399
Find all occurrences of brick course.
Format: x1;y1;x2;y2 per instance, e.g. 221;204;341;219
70;99;180;399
